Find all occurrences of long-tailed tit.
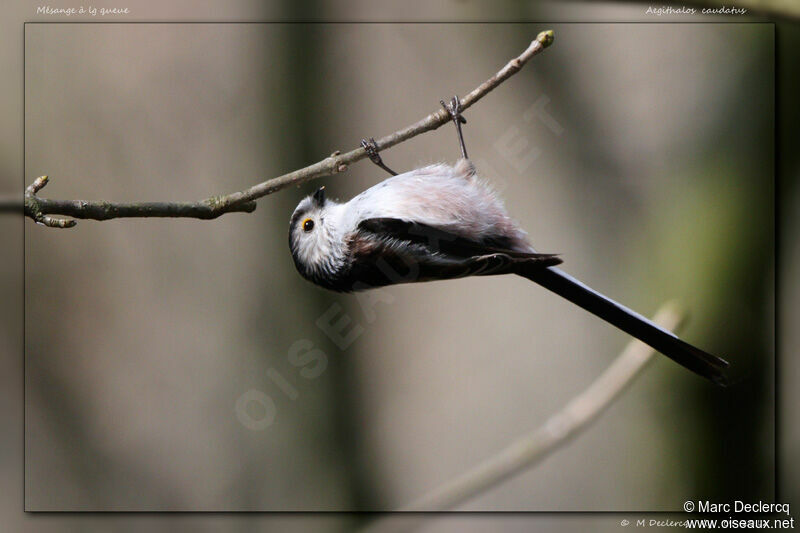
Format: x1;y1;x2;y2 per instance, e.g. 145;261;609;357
289;96;729;384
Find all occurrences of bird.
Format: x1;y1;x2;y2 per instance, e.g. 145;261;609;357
288;96;729;385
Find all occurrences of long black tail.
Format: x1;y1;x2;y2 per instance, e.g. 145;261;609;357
519;266;729;385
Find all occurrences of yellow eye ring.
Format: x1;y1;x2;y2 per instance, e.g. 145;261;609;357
302;218;315;232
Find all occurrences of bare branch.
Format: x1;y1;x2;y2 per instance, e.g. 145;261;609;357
362;302;685;532
23;176;76;228
13;30;554;228
18;174;257;228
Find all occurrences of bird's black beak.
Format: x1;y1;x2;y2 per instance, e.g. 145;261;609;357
312;186;326;207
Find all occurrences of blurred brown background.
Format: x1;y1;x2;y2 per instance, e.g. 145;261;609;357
1;1;792;532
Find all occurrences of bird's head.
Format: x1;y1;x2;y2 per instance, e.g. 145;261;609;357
288;186;344;283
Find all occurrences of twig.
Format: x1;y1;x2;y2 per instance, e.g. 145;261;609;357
363;302;685;532
12;30;554;228
24;175;76;228
19;175;259;228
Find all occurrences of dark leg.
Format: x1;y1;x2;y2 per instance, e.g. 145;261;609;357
360;137;398;176
440;95;468;159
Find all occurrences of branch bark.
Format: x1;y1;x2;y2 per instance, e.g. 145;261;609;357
362;302;686;532
13;30;554;228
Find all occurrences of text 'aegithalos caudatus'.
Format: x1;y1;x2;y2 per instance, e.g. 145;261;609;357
288;96;729;384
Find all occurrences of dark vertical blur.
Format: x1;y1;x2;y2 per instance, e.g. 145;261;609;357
685;31;774;502
280;1;379;516
777;19;800;508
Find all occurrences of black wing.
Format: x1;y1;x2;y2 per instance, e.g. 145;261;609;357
339;218;561;290
358;218;561;262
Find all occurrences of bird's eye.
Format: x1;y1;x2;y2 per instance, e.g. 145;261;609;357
302;218;315;232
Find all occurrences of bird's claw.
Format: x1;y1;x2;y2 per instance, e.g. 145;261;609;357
360;137;398;176
440;95;469;159
440;96;467;124
361;138;382;165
